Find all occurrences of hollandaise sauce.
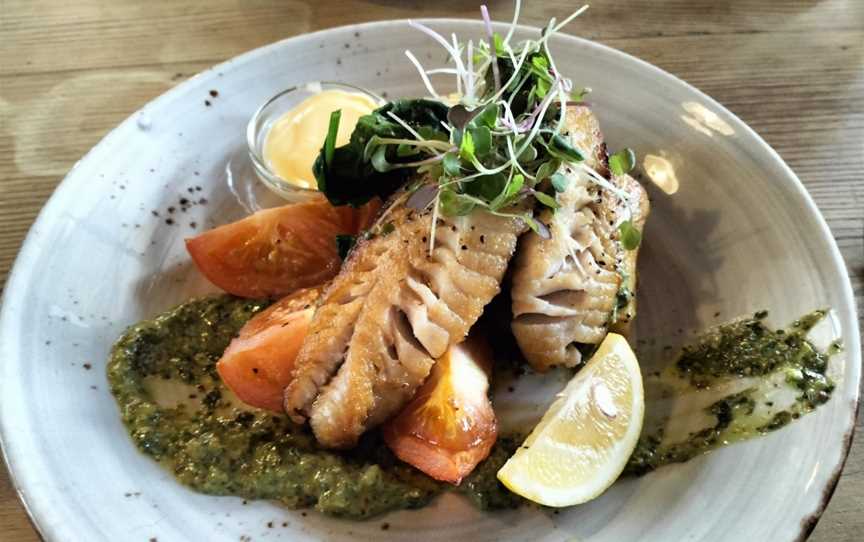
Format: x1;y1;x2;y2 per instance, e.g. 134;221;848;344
263;89;378;189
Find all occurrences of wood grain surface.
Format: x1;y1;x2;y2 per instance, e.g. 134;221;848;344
1;1;862;540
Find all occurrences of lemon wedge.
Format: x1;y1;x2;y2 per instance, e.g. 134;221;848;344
497;333;644;507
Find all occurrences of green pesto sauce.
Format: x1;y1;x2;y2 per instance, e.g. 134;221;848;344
108;298;838;515
107;295;520;519
625;310;837;476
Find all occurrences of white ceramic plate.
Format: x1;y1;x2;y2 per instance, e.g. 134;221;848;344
1;20;859;542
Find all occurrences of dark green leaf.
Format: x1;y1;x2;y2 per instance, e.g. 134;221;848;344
465;171;508;201
517;143;538;162
533;190;559;209
417;126;448;141
380;222;395;235
490;173;524;210
535;159;560;183
550;172;569;193
469;126;492;158
547;134;585;163
335;234;356;261
619;220;642;250
397;143;417;157
323;110;341;166
440;188;476;216
442;152;462;177
609;148;637;176
470;102;499;130
313;99;450;206
452;127;463;147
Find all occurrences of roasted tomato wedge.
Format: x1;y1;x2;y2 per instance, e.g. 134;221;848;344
217;286;322;412
186;196;380;298
383;335;497;484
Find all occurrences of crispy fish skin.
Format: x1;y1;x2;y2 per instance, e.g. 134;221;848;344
510;106;649;371
284;191;527;448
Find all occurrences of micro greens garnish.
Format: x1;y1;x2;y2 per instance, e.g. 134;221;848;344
618;220;642;250
313;1;638;254
609;148;636;176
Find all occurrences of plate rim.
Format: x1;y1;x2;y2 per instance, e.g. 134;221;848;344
0;17;860;542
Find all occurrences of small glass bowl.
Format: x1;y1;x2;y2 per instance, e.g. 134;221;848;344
246;81;383;203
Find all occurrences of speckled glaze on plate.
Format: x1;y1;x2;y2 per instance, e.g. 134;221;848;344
0;20;859;542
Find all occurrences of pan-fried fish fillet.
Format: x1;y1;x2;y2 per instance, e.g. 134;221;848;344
284;189;527;448
510;107;649;371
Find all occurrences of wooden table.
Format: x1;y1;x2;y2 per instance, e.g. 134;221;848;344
1;1;861;540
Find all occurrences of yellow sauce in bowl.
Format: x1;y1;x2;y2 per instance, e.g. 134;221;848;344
263;89;378;189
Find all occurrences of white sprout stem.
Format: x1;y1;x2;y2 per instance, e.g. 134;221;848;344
506;136;535;180
452;33;463;96
515;81;560;157
503;36;518;66
552;76;569;135
579;162;634;201
373;137;452;151
425;68;461;75
550;4;590;35
504;0;522;45
391;154;446;169
439;120;453;134
405;50;440;99
498;99;518;131
542;33;572;134
470;158;512;176
386;110;428;142
466;40;475;101
409;21;469;94
487;42;531;103
537;4;590;51
489;209;528;221
450;192;492;209
442;166;507;188
474;57;493;93
428;192;441;256
480;5;501;92
531;4;591;78
505;72;532;114
372;190;410;230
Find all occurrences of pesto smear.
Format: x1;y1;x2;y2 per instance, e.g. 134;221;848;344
625;310;838;475
107;295;519;519
108;298;838;516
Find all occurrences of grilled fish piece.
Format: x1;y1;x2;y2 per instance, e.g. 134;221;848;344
284;189;527;448
510;107;649;371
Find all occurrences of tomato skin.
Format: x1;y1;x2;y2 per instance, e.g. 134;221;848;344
383;336;497;484
186;197;380;298
217;286;322;412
